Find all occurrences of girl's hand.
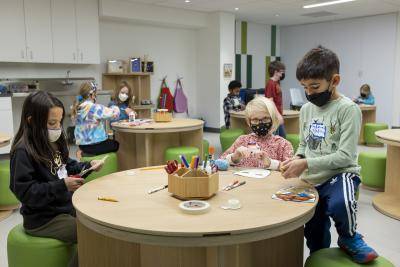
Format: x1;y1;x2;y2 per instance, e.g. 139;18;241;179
282;159;308;179
232;146;250;162
64;177;84;192
125;108;133;115
90;160;104;172
253;150;271;167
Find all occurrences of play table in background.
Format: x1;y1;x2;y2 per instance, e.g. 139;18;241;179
358;105;377;144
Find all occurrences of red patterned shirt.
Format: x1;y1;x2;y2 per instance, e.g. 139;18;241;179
220;133;293;168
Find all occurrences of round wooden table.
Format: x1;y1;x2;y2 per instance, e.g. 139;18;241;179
112;118;204;170
0;132;13;221
357;104;377;144
373;129;400;220
73;168;317;267
0;132;11;148
230;110;300;134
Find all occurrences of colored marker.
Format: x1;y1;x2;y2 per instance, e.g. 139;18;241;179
180;155;189;168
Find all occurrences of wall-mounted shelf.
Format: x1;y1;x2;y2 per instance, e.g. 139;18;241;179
103;72;152;77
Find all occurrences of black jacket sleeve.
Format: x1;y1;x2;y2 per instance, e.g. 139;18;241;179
66;158;92;178
10;148;68;208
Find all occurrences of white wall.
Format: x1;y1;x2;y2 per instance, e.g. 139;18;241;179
100;20;198;116
280;13;397;125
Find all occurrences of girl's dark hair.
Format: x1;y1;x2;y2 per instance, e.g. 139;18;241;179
228;80;242;90
268;60;285;77
296;45;340;81
11;91;69;166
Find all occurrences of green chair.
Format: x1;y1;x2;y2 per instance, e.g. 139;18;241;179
220;128;245;152
220;126;227;133
8;224;76;267
358;152;387;191
81;152;118;182
286;134;300;152
164;146;200;163
202;139;210;160
305;248;394;267
0;160;19;210
364;123;388;146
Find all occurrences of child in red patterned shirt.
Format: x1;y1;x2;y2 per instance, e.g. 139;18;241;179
220;97;293;170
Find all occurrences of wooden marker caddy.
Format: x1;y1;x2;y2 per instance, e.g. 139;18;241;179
154;109;172;122
168;168;219;200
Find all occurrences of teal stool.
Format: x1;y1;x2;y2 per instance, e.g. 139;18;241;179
202;139;210;160
305;248;394;267
81;152;118;182
8;224;76;267
364;123;388;146
164;146;200;163
0;160;19;210
358;152;387;191
286;134;300;152
220;128;245;152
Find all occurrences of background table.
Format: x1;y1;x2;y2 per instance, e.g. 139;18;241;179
112;118;204;170
373;129;400;220
230;110;300;134
73;168;317;267
358;105;377;144
0;132;13;221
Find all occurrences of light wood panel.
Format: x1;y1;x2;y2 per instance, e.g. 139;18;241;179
0;132;11;148
358;105;377;144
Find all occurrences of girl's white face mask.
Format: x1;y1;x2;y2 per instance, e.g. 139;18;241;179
48;128;62;143
119;93;129;102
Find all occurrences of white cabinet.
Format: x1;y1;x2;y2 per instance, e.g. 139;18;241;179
0;98;14;154
51;0;78;63
0;0;27;62
75;0;100;64
24;0;53;63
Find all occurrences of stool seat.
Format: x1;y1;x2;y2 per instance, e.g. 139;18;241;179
358;151;386;191
7;224;75;267
364;123;388;146
165;146;200;163
286;134;300;152
220;128;245;152
0;160;19;210
81;152;118;182
305;248;394;267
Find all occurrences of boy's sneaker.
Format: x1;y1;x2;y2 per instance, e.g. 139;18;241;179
338;233;378;263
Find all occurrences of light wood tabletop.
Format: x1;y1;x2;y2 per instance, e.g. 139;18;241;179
0;132;11;148
358;104;377;111
111;118;204;133
373;129;400;220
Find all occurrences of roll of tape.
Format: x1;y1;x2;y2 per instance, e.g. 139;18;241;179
179;200;211;215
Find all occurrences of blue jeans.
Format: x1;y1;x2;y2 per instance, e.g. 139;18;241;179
305;173;361;253
275;124;286;138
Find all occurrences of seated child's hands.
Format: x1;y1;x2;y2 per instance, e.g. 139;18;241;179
64;177;84;192
90;160;104;172
253;150;271;167
232;146;251;162
281;159;308;179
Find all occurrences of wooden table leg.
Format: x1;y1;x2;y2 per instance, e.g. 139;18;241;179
77;220;304;267
230;117;251;134
180;129;204;159
285;117;300;135
373;145;400;220
116;131;137;171
359;109;376;144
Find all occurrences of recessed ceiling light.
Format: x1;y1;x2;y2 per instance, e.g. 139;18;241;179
303;0;356;9
185;0;191;3
275;14;280;17
235;7;239;11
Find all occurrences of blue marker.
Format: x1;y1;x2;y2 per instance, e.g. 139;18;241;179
180;155;189;168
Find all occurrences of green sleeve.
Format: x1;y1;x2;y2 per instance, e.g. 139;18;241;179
306;104;361;172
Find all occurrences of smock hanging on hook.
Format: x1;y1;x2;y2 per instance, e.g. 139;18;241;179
173;77;188;114
157;76;174;112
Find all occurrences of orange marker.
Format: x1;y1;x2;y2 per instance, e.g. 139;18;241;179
209;146;215;160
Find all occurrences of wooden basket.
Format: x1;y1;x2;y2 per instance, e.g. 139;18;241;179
168;168;219;200
154;109;172;122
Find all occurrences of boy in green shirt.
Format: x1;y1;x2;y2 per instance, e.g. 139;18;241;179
282;46;378;264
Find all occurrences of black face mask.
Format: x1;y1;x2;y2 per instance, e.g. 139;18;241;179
280;73;285;81
305;85;332;107
360;93;367;98
250;122;272;136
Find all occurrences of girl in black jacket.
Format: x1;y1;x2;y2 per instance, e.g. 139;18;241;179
10;91;104;267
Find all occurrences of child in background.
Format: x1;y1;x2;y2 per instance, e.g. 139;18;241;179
354;84;375;105
223;80;245;129
10;91;104;267
72;82;120;156
220;97;293;169
281;46;378;263
265;60;286;138
108;81;137;122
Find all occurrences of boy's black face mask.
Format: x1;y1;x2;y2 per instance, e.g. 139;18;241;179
305;83;332;107
360;93;367;98
280;73;285;81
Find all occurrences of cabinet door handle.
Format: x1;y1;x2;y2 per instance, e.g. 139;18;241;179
80;52;83;62
30;50;33;60
21;50;25;59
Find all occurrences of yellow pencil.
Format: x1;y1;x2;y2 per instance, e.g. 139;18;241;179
98;197;118;202
139;165;166;171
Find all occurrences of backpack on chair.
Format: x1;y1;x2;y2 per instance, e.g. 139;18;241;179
173;78;188;114
158;77;174;112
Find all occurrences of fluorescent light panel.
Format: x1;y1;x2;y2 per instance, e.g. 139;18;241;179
303;0;356;9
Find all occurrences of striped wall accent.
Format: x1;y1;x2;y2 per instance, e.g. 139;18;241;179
235;21;280;89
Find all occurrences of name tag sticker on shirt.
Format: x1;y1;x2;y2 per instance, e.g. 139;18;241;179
57;164;68;179
233;98;240;107
310;122;327;139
